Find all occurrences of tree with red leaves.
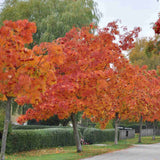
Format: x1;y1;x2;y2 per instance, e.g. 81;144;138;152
18;21;140;152
0;20;63;160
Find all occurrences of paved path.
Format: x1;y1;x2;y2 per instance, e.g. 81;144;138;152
81;143;160;160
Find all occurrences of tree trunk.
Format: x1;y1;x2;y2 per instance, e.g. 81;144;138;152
71;113;82;152
114;112;119;145
138;115;143;143
152;120;156;140
0;97;12;160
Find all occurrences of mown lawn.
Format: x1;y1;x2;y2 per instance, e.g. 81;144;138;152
6;136;160;160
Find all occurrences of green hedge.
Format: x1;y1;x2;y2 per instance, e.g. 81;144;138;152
6;128;75;154
83;128;115;144
6;126;116;153
12;125;72;130
78;126;87;135
12;125;86;135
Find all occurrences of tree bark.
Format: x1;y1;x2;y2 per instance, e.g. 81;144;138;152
71;113;82;152
152;120;156;140
0;97;12;160
114;112;119;145
138;115;143;143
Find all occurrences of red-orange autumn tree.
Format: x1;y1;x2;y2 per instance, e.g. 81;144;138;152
117;16;160;143
0;20;63;160
118;65;153;143
144;69;160;140
82;62;146;144
18;21;140;152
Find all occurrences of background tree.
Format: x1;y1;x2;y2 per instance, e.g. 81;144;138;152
128;16;160;142
129;16;160;70
0;0;101;44
129;38;160;70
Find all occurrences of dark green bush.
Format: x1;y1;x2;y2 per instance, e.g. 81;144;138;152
83;128;115;144
12;125;85;133
78;126;87;135
6;128;75;154
12;125;72;130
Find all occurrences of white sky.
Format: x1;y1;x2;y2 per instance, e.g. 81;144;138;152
0;0;160;38
94;0;160;38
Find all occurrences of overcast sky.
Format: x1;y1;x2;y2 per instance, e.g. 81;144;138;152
94;0;160;38
0;0;160;38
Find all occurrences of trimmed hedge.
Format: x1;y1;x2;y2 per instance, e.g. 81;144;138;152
78;126;87;135
12;125;71;130
83;128;115;144
12;125;86;135
6;128;75;154
5;126;116;153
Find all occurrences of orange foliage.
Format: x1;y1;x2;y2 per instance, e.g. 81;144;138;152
16;20;160;127
17;22;149;127
0;20;63;104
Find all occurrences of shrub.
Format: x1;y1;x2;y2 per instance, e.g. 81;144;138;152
6;128;75;154
78;126;87;135
83;128;115;144
12;125;72;130
12;125;85;134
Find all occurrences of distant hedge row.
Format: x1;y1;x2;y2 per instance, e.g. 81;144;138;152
12;125;88;136
6;128;75;154
83;128;115;144
12;125;71;130
12;125;86;136
2;126;115;154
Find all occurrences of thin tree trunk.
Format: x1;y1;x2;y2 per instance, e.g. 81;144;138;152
114;112;119;145
0;97;12;160
71;113;82;152
138;115;143;143
152;120;156;140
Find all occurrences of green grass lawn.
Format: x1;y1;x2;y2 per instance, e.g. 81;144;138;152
6;135;160;160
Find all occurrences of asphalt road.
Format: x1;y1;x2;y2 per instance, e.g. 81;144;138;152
81;143;160;160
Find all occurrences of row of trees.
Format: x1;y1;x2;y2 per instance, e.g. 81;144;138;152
0;0;102;128
128;17;160;142
16;20;160;149
0;1;101;159
0;1;160;159
0;18;139;158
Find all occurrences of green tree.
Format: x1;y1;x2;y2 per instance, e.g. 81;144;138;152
0;0;101;44
129;38;160;70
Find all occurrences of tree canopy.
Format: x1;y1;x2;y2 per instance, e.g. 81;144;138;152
129;16;160;70
0;0;101;44
0;19;64;159
129;38;160;70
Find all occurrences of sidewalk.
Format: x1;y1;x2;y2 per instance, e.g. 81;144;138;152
81;143;160;160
